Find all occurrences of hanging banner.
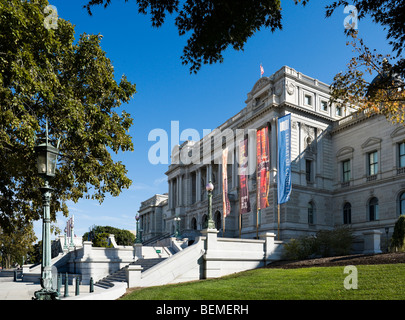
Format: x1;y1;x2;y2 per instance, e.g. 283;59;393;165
239;139;251;214
256;127;270;210
222;148;231;217
277;114;292;204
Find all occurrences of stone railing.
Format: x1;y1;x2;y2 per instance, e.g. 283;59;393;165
127;229;284;288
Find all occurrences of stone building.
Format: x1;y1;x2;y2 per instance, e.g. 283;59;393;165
137;193;169;242
143;65;405;251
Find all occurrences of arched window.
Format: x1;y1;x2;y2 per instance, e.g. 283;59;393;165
308;202;315;224
191;217;197;230
343;202;352;224
202;214;208;229
399;192;405;216
368;197;379;221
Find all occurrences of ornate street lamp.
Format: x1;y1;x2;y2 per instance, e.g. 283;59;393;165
174;216;181;239
70;216;75;247
33;120;60;300
135;214;142;243
206;181;216;229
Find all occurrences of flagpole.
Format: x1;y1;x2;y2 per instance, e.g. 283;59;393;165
277;204;280;241
256;209;260;239
223;214;225;237
276;116;280;241
239;190;241;238
239;213;241;238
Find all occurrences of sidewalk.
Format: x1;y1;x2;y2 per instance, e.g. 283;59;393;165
0;277;41;300
0;277;126;300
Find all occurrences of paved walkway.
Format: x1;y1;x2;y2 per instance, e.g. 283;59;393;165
0;277;105;300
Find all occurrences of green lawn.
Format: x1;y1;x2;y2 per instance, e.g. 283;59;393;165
120;264;405;300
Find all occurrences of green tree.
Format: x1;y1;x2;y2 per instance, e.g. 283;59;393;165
83;225;135;246
0;0;136;232
0;222;37;269
325;0;405;122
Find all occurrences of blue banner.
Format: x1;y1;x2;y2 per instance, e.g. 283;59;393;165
277;114;292;204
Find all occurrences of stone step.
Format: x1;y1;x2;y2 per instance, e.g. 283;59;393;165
94;258;166;288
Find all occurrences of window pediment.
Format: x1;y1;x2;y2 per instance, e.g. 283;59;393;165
391;127;405;143
361;137;382;150
336;146;354;158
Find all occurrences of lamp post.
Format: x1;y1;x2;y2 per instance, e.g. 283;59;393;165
206;181;216;229
63;227;68;250
33;120;60;300
70;216;74;247
174;216;181;239
135;214;142;243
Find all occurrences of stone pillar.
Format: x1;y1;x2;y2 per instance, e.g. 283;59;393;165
134;243;142;260
169;179;173;209
260;232;276;263
202;228;220;279
363;230;382;254
126;265;143;288
83;241;92;257
196;169;201;202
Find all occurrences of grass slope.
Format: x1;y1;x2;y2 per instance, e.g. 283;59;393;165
120;264;405;300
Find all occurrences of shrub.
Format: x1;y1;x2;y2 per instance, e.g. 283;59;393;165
282;235;317;260
282;226;354;260
390;215;405;252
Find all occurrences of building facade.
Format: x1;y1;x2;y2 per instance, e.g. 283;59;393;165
137;193;168;242
142;66;405;251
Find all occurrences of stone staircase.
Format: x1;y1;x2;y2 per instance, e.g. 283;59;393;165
95;258;166;289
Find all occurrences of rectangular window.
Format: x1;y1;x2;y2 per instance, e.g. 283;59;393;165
306;159;312;182
368;151;378;176
321;100;328;112
336;106;342;116
342;160;351;182
399;142;405;168
304;95;312;106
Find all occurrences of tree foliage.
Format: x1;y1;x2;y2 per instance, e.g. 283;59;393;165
82;225;135;246
325;0;405;122
84;0;284;73
325;0;405;56
0;0;136;232
0;222;37;268
330;32;405;123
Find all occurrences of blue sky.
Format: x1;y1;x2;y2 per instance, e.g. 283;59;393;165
34;0;393;240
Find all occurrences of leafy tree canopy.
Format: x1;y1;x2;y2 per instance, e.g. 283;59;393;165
0;222;37;268
324;0;405;122
83;225;135;246
0;0;136;233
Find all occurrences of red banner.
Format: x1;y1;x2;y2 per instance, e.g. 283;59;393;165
239;139;251;214
257;127;270;210
222;148;231;217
